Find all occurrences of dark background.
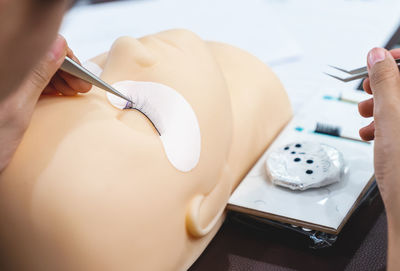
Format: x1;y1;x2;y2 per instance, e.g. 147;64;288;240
190;195;387;271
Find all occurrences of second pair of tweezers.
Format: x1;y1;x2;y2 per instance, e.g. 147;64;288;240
326;58;400;82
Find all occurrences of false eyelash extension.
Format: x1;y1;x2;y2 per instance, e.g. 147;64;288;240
123;94;164;136
315;123;341;137
124;101;134;109
314;122;369;144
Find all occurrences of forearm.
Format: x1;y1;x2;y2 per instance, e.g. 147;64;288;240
387;216;400;271
383;177;400;271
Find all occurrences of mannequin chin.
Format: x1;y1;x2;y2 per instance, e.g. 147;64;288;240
0;29;292;271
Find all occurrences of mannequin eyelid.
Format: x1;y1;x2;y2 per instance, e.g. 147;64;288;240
132;108;162;136
122;96;163;136
107;80;201;172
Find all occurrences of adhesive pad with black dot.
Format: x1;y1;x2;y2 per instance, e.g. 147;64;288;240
265;141;345;191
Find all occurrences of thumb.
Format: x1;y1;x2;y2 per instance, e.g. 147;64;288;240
368;47;400;120
24;35;67;99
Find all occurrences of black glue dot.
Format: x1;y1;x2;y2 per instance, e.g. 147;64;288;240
284;146;290;150
291;151;296;154
306;170;313;174
294;158;301;162
306;160;314;164
295;144;302;148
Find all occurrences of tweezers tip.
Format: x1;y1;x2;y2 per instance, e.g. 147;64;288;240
328;65;352;74
324;72;346;82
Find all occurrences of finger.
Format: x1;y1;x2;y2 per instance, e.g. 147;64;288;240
389;48;400;59
66;46;81;64
42;89;61;96
358;98;374;118
359;121;375;141
19;35;67;102
361;48;400;95
51;75;78;96
42;83;57;95
43;90;60;96
362;78;372;94
58;70;92;93
42;83;61;96
62;44;92;93
367;48;400;120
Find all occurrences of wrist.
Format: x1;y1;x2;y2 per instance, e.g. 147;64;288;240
383;198;400;227
376;174;400;221
386;219;400;271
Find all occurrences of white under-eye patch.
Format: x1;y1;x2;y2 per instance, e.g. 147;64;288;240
107;80;201;172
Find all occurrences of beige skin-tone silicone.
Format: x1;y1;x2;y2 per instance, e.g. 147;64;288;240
0;29;292;271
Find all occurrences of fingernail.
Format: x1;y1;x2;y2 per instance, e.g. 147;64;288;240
47;36;66;62
368;47;386;68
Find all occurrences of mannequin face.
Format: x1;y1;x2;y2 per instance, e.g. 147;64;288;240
0;30;292;271
101;32;234;175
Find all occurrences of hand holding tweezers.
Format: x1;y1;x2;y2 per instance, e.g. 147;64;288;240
60;56;132;103
326;58;400;82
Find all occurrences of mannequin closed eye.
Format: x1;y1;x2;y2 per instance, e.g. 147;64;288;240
84;61;165;137
122;95;163;136
107;80;202;173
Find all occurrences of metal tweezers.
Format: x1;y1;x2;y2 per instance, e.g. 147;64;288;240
326;58;400;82
60;56;133;103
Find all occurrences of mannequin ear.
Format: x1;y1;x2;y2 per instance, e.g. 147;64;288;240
186;165;232;237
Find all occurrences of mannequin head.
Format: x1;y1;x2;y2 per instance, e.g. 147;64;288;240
0;29;291;270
